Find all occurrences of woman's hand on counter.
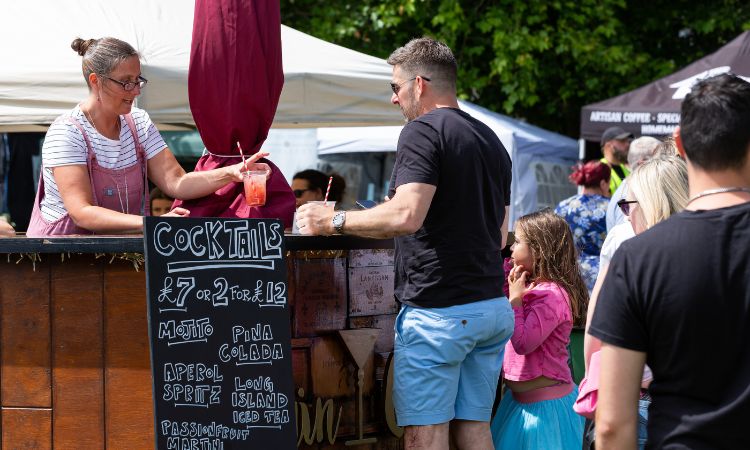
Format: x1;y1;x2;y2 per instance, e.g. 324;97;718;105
0;219;15;237
161;207;190;218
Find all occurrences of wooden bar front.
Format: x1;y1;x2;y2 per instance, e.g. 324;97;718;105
0;236;403;449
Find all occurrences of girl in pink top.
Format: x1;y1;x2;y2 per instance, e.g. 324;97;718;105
491;209;588;449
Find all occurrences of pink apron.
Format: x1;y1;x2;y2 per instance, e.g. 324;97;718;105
26;114;150;237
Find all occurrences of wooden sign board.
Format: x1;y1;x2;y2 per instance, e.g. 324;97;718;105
144;217;295;450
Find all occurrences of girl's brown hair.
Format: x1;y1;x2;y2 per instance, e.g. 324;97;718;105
516;209;589;326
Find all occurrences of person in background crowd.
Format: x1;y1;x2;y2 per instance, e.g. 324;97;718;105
606;136;662;231
581;155;688;449
491;209;587;449
149;186;174;217
291;169;345;208
590;73;750;448
27;37;269;237
297;37;513;450
599;126;633;195
555;161;610;293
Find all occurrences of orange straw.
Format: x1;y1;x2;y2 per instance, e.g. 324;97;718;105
237;141;248;173
324;176;333;205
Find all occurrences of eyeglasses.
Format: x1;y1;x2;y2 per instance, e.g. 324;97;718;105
293;189;312;198
617;199;639;216
100;74;148;91
390;76;431;95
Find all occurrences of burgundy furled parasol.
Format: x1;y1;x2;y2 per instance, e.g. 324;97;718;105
174;0;295;226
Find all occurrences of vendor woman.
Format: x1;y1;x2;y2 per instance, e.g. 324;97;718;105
27;37;268;236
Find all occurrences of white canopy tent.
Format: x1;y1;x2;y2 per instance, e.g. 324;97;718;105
0;0;403;131
0;0;578;227
316;101;580;227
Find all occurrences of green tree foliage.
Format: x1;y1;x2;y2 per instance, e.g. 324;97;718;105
281;0;750;137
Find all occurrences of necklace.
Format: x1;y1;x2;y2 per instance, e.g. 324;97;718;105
687;186;750;205
82;107;98;133
82;106;130;214
82;106;119;138
115;173;130;215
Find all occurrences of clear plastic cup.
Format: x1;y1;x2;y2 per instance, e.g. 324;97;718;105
243;171;267;206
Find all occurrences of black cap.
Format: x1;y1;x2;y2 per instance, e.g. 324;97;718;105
600;126;634;146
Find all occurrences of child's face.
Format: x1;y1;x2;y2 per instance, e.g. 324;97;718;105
151;198;173;216
510;228;534;275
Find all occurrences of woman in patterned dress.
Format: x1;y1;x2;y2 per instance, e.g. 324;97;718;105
555;161;611;293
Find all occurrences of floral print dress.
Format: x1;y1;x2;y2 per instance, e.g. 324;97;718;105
555;194;608;292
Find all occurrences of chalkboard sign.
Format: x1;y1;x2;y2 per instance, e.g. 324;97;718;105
144;217;296;450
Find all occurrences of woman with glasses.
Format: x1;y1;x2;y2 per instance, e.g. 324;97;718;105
554;161;611;293
291;169;346;208
27;37;267;236
580;154;688;449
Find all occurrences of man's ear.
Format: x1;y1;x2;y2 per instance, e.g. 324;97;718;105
673;126;686;159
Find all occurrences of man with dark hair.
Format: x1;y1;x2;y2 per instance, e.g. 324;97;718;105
600;126;634;194
590;73;750;448
296;37;513;449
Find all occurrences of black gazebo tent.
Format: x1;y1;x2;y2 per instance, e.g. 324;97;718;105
581;31;750;143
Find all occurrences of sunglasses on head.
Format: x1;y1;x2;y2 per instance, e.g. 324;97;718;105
617;199;638;216
293;189;312;198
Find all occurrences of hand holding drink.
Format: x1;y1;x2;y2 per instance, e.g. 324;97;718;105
234;143;272;207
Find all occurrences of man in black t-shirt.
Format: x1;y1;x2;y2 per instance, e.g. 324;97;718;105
589;73;750;449
297;38;513;449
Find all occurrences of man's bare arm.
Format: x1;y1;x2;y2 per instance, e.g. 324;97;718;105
295;182;436;239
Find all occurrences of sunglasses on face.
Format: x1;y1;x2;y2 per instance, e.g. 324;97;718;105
293;189;312;198
617;199;639;216
390;76;431;95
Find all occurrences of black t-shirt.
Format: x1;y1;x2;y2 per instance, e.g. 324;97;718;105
589;202;750;449
388;107;512;308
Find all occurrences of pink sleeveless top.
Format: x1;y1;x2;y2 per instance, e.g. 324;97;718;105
503;281;574;384
26;114;149;237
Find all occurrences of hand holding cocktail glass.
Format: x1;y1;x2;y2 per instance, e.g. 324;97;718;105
235;144;272;207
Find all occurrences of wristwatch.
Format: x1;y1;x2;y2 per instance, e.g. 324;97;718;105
332;211;346;234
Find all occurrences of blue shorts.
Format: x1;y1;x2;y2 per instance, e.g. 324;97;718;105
393;297;514;426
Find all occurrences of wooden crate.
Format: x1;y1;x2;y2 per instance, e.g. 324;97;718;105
293;257;348;337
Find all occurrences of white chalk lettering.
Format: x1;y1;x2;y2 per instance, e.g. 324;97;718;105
163;384;221;407
218;343;284;365
164;363;223;383
158;318;213;344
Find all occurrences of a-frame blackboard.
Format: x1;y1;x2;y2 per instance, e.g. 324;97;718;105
144;217;296;449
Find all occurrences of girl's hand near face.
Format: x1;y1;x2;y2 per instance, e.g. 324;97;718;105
508;264;535;308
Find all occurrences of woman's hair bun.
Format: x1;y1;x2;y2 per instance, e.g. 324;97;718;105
71;38;96;57
569;160;611;187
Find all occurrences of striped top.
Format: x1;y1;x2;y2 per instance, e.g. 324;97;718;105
40;106;166;222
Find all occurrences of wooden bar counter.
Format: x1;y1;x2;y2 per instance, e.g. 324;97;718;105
0;235;404;449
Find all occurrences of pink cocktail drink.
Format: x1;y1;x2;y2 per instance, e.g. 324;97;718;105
243;171;267;206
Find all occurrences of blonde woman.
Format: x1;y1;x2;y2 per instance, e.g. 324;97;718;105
581;155;688;449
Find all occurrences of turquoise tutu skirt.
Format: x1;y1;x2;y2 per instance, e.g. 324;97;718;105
491;385;584;450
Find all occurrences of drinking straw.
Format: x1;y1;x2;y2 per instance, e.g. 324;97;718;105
237;141;248;173
324;176;333;206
